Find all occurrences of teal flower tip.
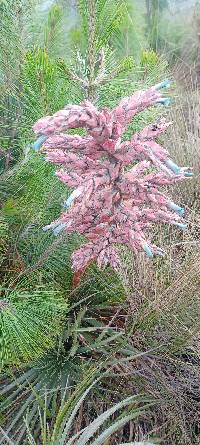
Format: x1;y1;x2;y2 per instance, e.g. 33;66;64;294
165;159;181;174
156;97;171;106
42;226;49;232
154;79;171;91
143;243;154;258
63;191;76;209
63;189;82;209
53;222;67;236
166;161;193;177
178;207;185;216
169;202;185;216
176;223;188;230
32;135;47;151
184;172;193;177
63;198;71;209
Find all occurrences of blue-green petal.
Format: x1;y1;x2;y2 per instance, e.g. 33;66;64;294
143;243;154;258
32;135;47;151
154;79;171;90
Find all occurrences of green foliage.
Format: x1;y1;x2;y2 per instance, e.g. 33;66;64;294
145;0;169;51
0;366;153;445
140;49;159;67
114;0;147;60
0;214;9;267
0;289;68;368
69;0;129;98
0;2;82;165
48;392;150;445
78;0;127;48
1;1;199;444
44;4;64;58
0;299;160;442
19;47;78;137
0;342;83;441
0;0;38;152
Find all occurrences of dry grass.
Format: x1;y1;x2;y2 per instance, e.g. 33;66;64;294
100;82;200;444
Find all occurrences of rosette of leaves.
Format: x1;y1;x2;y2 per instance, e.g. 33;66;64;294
0;289;68;369
0;301;151;443
0;365;155;445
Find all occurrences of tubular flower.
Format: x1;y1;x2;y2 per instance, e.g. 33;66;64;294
32;80;192;273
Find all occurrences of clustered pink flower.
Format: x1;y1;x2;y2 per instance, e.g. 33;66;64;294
32;80;192;274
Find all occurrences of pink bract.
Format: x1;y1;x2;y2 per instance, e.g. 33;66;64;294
32;83;191;274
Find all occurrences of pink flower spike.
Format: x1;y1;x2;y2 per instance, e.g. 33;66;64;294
32;82;191;276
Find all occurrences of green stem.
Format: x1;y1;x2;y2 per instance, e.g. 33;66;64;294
87;0;96;101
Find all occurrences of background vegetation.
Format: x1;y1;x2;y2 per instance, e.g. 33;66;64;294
0;0;200;444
